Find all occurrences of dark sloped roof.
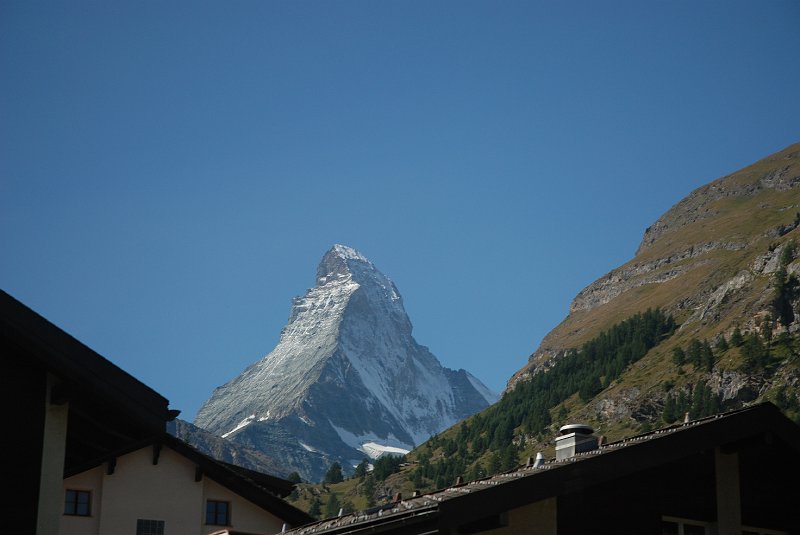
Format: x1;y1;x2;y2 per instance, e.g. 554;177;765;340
164;434;312;527
1;290;174;472
1;290;171;429
285;402;800;535
218;460;295;498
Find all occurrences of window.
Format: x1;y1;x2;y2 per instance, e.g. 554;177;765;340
136;519;165;535
206;500;230;526
64;489;91;516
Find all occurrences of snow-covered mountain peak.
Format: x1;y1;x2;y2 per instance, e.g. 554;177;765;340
316;244;377;285
194;245;496;481
331;243;370;263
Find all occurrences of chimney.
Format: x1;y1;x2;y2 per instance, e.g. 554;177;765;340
555;424;598;461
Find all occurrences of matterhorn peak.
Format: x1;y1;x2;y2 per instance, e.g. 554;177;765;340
330;243;370;262
316;244;374;284
194;245;496;481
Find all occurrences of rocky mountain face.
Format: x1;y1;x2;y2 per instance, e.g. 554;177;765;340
508;142;800;429
168;419;289;478
193;245;496;482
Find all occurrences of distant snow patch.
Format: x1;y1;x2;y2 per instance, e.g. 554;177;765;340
360;442;409;459
330;422;413;456
222;414;255;438
299;415;313;426
299;442;317;453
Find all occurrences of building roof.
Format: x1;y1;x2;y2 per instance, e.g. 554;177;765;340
1;290;174;471
167;434;313;527
285;402;800;535
1;290;311;529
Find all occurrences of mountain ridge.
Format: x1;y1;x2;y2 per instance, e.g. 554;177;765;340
510;142;800;390
193;244;496;481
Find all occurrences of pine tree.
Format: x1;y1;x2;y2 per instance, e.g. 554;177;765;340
742;333;768;372
701;340;715;372
690;382;705;420
353;459;369;480
780;240;796;266
687;339;703;368
578;375;602;402
353;459;369;481
308;497;322;519
341;500;355;516
410;468;424;488
731;326;744;347
556;404;568;423
705;391;720;416
762;315;774;345
324;493;341;518
672;346;686;366
676;390;689;421
774;241;798;326
324;462;344;484
362;476;375;507
500;444;518;471
662;394;677;423
486;452;501;475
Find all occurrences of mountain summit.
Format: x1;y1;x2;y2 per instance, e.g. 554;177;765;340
194;244;496;481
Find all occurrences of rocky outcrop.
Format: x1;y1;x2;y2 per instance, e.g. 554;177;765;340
168;419;289;477
570;241;745;314
638;147;800;254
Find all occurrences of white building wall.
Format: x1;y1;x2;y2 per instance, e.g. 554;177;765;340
60;444;288;535
202;478;283;535
98;447;203;535
61;466;104;535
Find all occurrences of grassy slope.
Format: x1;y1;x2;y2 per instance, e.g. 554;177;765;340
525;143;800;367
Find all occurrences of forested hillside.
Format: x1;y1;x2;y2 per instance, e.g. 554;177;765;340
287;144;800;515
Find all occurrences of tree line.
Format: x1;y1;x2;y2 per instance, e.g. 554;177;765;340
409;308;676;491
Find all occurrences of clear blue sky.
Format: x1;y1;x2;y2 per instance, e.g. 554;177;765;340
2;1;798;421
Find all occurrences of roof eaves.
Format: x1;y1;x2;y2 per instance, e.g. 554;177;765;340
1;290;170;428
165;436;313;527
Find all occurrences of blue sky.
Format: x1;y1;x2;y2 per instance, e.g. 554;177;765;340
2;1;798;421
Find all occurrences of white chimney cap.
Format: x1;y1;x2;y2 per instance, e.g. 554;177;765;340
559;424;594;435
